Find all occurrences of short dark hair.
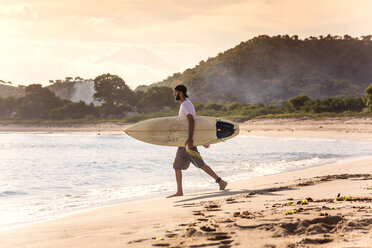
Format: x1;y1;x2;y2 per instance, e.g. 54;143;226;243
174;85;189;98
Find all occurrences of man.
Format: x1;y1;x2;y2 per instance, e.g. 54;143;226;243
167;85;228;198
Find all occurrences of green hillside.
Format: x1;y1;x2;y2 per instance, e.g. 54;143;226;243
2;35;372;106
152;35;372;104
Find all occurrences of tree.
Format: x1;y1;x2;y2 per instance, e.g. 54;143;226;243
364;83;372;110
137;86;177;112
16;84;65;119
65;77;73;82
49;101;98;119
93;74;135;117
0;96;16;119
288;95;311;111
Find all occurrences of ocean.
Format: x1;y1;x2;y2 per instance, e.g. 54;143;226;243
1;133;372;230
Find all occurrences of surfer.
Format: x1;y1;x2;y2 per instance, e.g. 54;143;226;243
167;85;228;198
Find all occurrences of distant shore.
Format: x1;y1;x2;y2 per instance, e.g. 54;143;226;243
0;122;131;133
1;116;372;141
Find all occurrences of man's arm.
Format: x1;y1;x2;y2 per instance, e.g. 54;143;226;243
185;114;194;148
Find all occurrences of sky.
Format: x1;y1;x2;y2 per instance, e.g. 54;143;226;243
1;0;372;89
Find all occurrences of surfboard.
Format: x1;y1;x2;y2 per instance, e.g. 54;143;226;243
125;116;239;147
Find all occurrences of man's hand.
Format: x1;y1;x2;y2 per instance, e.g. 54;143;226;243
185;138;193;148
203;144;210;148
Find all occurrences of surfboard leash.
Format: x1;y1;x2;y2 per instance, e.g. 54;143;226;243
185;147;215;185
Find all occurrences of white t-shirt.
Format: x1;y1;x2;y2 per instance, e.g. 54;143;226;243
179;100;195;116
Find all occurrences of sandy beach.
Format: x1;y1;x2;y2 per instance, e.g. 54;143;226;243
1;117;372;141
1;117;371;247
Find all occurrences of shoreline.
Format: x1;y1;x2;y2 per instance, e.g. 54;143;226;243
3;154;370;233
1;158;371;247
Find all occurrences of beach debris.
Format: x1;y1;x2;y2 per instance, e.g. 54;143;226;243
336;196;354;201
297;181;315;186
314;198;335;203
206;204;219;208
297;200;308;205
321;206;336;210
200;225;216;232
203;202;221;211
185;227;198;237
127;238;149;244
300;238;333;245
284;210;297;215
165;231;178;238
192;210;204;216
283;208;304;215
241;211;253;219
220;239;234;245
220;218;235;223
318;174;372;181
197;218;209;222
285;201;294;206
338;196;372;202
233;211;254;218
207;234;231;241
152;243;170;247
226;197;242;204
272;203;281;208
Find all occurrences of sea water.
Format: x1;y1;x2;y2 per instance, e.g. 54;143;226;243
1;133;372;229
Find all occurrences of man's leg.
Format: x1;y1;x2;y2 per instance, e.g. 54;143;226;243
200;164;228;190
167;169;183;198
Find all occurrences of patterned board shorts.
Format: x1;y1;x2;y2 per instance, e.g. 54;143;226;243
173;146;206;170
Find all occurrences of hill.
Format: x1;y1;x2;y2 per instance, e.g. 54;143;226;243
147;35;372;104
2;35;372;106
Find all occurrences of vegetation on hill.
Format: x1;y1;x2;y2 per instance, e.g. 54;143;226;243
153;35;372;104
0;73;371;123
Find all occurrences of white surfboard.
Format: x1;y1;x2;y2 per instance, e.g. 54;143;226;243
125;116;239;147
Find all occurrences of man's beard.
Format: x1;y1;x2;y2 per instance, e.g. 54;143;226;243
175;94;180;101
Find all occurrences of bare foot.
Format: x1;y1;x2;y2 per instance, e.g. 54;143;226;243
219;180;228;190
166;192;183;198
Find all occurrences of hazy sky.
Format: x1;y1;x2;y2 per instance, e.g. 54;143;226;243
1;0;371;89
